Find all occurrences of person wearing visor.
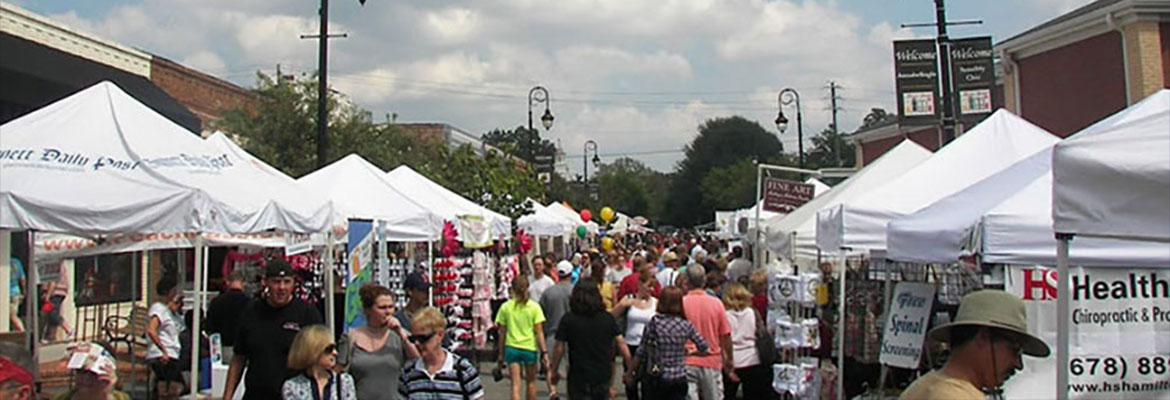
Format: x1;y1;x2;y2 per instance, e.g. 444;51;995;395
224;260;323;400
54;342;130;400
901;290;1050;400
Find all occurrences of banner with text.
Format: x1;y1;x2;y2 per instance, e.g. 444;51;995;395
762;177;815;213
1003;265;1170;399
894;39;940;124
34;231;315;261
879;282;936;369
950;37;995;123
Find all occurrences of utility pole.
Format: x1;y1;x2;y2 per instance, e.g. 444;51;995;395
301;0;348;168
828;81;842;166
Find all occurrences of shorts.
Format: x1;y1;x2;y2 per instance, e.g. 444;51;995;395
47;295;65;326
149;358;185;384
503;347;538;366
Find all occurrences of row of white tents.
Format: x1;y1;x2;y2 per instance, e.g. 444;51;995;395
0;81;515;394
761;89;1169;399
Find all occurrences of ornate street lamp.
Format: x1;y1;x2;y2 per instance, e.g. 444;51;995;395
775;88;804;169
528;86;554;131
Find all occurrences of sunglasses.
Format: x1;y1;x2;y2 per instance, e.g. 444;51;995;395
990;332;1023;358
322;344;337;354
408;332;436;344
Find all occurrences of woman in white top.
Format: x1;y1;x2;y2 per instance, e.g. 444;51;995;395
146;276;185;399
611;269;657;400
722;282;771;399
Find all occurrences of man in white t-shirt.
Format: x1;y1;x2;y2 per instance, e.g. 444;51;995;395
527;256;555;303
655;251;682;288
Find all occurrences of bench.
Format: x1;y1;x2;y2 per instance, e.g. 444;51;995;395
103;305;149;356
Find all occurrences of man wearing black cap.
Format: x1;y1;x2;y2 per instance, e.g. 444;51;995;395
394;270;431;333
222;260;322;400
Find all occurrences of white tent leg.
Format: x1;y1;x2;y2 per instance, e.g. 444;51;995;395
427;240;434;306
324;232;335;332
1056;235;1072;400
837;256;846;400
190;235;205;397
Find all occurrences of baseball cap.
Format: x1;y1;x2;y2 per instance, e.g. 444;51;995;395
404;270;430;291
555;260;574;277
0;356;33;387
265;259;295;278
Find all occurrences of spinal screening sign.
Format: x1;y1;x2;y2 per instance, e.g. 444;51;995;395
879;282;936;369
1004;266;1170;400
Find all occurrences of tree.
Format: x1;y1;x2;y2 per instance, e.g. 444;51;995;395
595;157;668;220
859;108;893;130
806;127;857;169
481;126;556;164
698;158;757;210
664;116;786;227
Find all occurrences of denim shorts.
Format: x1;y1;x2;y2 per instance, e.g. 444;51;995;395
503;347;538;365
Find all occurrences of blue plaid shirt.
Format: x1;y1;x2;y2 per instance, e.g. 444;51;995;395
636;314;708;380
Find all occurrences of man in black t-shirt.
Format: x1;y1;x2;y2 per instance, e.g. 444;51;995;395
222;260;322;400
550;280;632;400
206;269;251;362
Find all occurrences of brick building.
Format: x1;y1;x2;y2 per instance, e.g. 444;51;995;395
0;2;256;134
996;0;1169;137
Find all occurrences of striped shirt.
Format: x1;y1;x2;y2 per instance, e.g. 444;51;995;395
636;314;708;380
398;350;484;400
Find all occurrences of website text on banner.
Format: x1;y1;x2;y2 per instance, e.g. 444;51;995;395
879;282;936;369
1003;265;1170;399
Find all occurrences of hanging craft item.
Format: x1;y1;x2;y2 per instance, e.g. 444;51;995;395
441;221;460;257
579;209;592;223
600;206;615;223
576;225;587;238
457;215;492;249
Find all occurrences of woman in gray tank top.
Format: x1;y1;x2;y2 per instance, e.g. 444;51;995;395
338;284;420;400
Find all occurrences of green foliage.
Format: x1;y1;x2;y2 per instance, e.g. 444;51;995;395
664;116;786;227
481;126;556;163
595;157;669;221
806;126;857;169
859;107;894;130
698;158;758;211
213;71;542;219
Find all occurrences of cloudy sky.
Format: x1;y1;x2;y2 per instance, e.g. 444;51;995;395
16;0;1091;173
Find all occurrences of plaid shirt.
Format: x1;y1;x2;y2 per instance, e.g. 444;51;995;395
636;314;708;380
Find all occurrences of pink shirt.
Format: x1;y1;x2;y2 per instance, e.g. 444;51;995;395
683;289;730;370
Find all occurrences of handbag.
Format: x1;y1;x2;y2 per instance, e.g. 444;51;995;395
644;316;663;378
754;309;777;366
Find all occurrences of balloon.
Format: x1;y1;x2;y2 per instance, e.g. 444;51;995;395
580;209;593;223
601;237;614;251
600;206;615;222
576;225;588;238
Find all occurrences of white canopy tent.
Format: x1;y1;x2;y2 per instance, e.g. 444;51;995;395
545;201;598;235
298;154;443;241
517;202;576;236
765;140;933;266
1051;89;1170;400
816;110;1059;253
385;165;512;240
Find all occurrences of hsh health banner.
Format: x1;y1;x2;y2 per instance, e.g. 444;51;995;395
1003;265;1170;400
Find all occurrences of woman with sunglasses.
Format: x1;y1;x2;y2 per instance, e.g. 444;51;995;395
398;307;485;399
282;325;356;400
337;284;419;400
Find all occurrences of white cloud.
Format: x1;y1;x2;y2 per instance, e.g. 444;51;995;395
424;7;479;43
181;51;228;76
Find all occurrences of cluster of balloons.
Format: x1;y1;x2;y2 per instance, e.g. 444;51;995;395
577;206;619;250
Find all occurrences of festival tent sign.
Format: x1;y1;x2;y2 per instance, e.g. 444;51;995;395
764;141;932;265
298;154;442;241
1;82;218;234
385;166;512;240
816;109;1058;253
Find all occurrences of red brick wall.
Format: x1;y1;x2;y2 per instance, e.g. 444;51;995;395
858;126;940;165
1162;22;1170;88
1017;31;1127;137
150;57;257;131
395;123;446;145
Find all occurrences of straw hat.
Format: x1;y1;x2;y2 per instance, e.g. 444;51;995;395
927;290;1050;357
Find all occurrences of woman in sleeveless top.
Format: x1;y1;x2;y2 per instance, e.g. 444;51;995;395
611;269;658;400
337;284;419;400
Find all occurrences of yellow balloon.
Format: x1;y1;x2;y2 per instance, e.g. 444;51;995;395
601;236;614;251
600;206;616;222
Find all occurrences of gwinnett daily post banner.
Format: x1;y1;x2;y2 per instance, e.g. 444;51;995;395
1004;265;1170;399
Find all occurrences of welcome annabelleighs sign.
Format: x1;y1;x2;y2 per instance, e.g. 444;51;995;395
880;281;937;369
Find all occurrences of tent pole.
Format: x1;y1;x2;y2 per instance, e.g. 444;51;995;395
27;231;40;383
427;240;434;306
1056;234;1072;400
754;164;763;268
837;255;846;400
324;231;335;333
190;235;205;397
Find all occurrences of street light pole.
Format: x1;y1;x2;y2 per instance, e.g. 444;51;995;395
528;86;553;132
583;140;599;200
774;88;804;169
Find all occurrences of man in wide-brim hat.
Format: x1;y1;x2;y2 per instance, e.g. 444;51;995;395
901;290;1050;400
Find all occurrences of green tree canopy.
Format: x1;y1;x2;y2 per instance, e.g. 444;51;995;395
664;116;785;227
481;126;556;164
